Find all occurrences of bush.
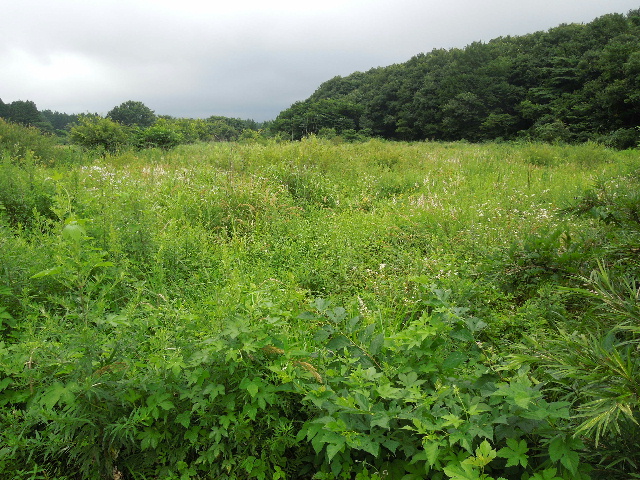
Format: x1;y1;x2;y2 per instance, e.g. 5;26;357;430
0;289;590;479
598;128;640;150
70;116;131;153
516;265;640;478
0;118;61;164
0;158;57;229
135;124;184;150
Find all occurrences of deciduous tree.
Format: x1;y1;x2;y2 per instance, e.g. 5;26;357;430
107;100;156;128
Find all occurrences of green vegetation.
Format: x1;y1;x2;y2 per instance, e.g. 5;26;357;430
0;98;262;148
1;121;639;478
272;10;640;146
6;10;640;150
1;8;640;478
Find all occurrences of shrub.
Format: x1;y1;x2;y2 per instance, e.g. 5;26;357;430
0;118;61;164
70;115;131;153
516;265;640;478
0;290;590;479
0;157;57;229
135;124;184;150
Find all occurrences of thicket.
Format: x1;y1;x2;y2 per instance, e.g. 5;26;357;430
0;128;639;479
272;9;640;146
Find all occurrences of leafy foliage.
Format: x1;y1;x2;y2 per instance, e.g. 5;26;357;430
0;118;62;164
69;115;131;153
134;121;184;150
272;10;640;146
107;100;157;128
0;140;638;478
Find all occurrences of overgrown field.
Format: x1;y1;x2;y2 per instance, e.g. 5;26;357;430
1;138;639;479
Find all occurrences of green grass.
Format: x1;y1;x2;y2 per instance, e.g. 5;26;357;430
0;137;638;479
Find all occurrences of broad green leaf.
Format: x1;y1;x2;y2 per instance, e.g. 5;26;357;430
246;382;259;397
297;311;318;321
39;382;74;410
327;307;347;323
62;222;86;242
448;430;473;453
371;412;391;429
311;434;325;454
0;377;12;391
492;381;537;409
548;435;580;475
327;335;350;351
442;351;468;369
175;411;191;428
313;298;332;312
92;260;114;268
497;438;528;468
40;382;65;410
347;434;380;457
442;413;464;429
463;440;496;468
443;461;483;480
326;439;345;462
382;437;400;453
369;332;385;355
449;327;474;342
423;440;442;467
203;383;225;399
184;425;201;443
530;467;563;480
464;317;488;333
313;325;333;342
31;265;65;279
158;399;174;410
398;371;420;387
376;383;402;399
467;402;490;416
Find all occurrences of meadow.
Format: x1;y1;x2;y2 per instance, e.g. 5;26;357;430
0;137;639;479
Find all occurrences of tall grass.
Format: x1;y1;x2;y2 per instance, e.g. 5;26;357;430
0;137;637;478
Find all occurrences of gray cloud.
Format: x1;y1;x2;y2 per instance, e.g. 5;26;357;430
2;0;639;121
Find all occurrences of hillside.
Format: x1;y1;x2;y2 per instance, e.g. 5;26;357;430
272;10;640;147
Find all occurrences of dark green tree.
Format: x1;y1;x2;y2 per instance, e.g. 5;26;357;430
107;100;156;127
271;99;364;140
0;98;8;119
208;120;240;141
440;92;487;141
40;110;80;132
5;100;48;129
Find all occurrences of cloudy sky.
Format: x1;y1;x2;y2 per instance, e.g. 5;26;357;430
2;0;639;121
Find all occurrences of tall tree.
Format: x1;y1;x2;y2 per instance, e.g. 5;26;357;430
107;100;156;127
7;100;42;127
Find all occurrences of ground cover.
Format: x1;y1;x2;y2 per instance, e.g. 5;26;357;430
0;138;638;479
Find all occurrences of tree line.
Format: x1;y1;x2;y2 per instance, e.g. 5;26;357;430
271;10;640;148
3;9;640;150
0;98;78;136
0;98;262;152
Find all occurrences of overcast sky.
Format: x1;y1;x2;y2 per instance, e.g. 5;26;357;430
2;0;639;122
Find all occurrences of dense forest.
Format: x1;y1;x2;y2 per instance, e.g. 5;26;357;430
272;10;640;147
